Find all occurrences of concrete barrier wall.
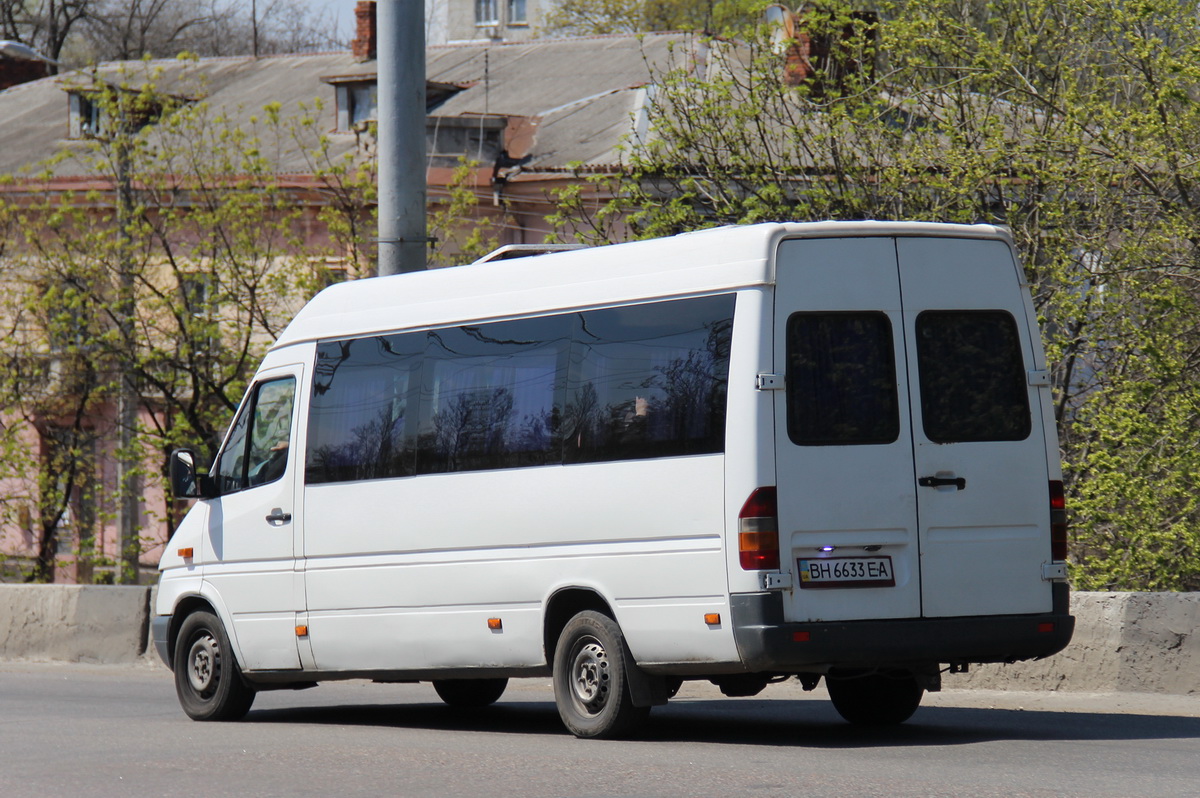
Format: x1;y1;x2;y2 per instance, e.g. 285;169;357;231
1;587;1197;696
955;592;1200;695
0;584;150;664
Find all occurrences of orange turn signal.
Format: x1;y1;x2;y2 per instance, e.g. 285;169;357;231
487;618;503;630
704;613;721;625
177;547;193;558
295;625;308;637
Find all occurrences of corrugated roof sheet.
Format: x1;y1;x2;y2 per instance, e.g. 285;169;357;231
0;32;696;182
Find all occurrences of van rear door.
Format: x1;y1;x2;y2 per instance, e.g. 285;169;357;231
773;235;1053;624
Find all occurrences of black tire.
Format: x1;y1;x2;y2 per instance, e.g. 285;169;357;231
552;610;650;739
173;610;256;721
432;678;509;707
825;670;923;726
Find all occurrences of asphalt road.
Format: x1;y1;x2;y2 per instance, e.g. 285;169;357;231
2;660;1199;798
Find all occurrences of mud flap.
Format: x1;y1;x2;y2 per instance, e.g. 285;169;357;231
621;646;670;707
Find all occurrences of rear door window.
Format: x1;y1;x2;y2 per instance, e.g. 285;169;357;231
785;311;900;446
915;310;1031;443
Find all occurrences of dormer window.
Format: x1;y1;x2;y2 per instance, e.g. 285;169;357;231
68;93;105;139
348;81;377;127
323;75;467;132
67;89;169;140
327;78;377;132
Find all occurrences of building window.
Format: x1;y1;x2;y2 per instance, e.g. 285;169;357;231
330;79;377;132
507;0;527;25
68;90;169;140
349;82;376;126
476;0;499;26
68;93;105;138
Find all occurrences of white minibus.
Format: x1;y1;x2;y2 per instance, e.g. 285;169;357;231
154;221;1073;738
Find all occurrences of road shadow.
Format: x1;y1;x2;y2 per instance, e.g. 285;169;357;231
245;696;1200;748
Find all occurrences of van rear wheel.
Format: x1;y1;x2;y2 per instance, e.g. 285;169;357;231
552;611;649;739
173;610;256;721
432;678;508;707
826;670;923;726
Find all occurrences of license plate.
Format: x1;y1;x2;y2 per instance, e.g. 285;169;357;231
798;556;895;589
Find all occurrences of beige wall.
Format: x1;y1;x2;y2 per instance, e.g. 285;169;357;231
445;0;553;43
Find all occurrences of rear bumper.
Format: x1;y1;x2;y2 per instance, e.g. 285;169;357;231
730;583;1074;672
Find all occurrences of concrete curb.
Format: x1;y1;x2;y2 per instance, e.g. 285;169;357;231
1;587;1197;696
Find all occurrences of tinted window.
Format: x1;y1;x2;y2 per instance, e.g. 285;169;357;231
916;310;1031;443
306;335;421;484
786;312;899;446
214;377;296;493
418;316;569;474
305;294;736;485
564;295;734;463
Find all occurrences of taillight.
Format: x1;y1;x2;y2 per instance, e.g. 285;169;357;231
1050;480;1068;561
739;487;780;570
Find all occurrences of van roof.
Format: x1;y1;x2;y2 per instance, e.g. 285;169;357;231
272;220;1010;349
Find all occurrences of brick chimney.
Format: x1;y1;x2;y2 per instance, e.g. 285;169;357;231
775;7;877;96
352;1;377;62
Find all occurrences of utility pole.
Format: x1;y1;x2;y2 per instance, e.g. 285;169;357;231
113;92;141;585
376;0;427;275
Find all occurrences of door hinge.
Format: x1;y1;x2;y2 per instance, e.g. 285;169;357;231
760;571;793;590
1028;369;1051;387
1042;562;1068;582
756;373;783;391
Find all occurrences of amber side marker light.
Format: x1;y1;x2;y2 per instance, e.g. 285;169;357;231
295;625;309;637
487;618;503;631
177;547;193;558
704;613;721;626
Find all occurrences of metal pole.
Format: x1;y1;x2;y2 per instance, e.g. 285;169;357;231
376;0;427;275
114;120;141;585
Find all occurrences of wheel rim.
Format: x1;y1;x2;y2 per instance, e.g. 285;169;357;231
186;632;220;695
569;637;610;715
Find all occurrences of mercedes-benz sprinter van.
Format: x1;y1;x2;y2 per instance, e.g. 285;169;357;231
154;221;1073;738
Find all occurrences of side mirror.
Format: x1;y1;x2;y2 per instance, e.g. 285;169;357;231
170;449;212;499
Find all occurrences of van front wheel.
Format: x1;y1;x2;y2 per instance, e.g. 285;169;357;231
173;610;256;721
552;611;649;739
826;670;923;726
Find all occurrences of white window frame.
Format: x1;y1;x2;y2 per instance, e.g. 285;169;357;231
507;0;528;25
475;0;499;26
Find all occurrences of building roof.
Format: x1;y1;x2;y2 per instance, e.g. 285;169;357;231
0;32;696;184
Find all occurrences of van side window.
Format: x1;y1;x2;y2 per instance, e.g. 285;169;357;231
786;312;900;446
213;377;297;494
304;294;736;485
564;295;734;463
307;335;422;484
916;310;1031;443
419;315;569;474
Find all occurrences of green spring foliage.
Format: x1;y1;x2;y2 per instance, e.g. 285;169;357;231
556;0;1200;590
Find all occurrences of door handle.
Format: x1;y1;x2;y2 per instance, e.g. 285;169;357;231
265;508;292;524
918;476;966;491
